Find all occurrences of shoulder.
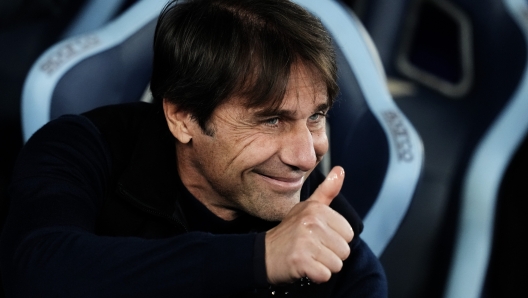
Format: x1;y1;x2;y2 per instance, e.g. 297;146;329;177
11;112;113;207
82;101;160;142
22;113;109;163
81;102;164;172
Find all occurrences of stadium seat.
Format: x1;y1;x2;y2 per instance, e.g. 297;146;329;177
355;0;528;297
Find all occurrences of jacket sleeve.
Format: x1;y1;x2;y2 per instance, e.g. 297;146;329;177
0;115;262;298
323;236;388;297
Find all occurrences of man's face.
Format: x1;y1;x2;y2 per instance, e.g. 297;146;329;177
177;64;329;221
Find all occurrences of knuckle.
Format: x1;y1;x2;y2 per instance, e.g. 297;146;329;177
300;214;322;229
289;249;308;268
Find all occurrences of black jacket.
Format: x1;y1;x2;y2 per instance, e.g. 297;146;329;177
0;102;387;297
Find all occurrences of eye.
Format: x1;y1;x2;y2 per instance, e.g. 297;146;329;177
264;117;280;126
309;112;326;122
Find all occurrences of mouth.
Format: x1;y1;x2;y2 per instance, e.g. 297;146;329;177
254;171;305;193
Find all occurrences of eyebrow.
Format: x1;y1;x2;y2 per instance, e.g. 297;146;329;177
254;103;330;119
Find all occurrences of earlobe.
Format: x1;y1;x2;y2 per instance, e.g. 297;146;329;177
163;99;193;144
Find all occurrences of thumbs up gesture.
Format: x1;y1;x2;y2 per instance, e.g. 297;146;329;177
265;166;354;285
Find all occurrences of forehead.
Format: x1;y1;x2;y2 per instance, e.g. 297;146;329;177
287;64;326;94
278;75;327;113
247;64;329;111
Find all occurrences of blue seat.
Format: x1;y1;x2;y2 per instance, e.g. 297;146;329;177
22;0;160;142
445;1;528;297
357;0;528;296
21;0;423;260
59;0;133;39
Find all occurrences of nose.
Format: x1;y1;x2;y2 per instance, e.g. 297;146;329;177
279;123;320;171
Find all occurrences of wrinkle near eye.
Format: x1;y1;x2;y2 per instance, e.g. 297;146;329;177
223;135;260;169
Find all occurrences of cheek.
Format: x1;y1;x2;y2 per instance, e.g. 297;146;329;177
208;132;279;173
236;136;280;167
193;133;235;172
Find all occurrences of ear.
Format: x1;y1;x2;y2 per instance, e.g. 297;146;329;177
163;99;194;144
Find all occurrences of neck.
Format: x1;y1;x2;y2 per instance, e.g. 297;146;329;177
175;144;240;221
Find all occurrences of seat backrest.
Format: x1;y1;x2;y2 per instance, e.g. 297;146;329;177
356;0;528;296
21;0;166;142
444;1;528;297
59;0;131;39
21;0;423;258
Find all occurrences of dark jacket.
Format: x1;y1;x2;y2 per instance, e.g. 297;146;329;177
0;102;387;297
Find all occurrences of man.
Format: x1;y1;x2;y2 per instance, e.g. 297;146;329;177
0;0;387;296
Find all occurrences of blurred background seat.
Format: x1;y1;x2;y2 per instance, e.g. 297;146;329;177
345;0;528;297
445;1;528;297
21;0;164;142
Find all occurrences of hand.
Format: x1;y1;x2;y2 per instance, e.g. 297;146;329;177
265;166;354;285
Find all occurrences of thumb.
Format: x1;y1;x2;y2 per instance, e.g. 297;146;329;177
307;166;345;206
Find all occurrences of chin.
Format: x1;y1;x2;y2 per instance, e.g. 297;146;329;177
252;197;299;222
237;186;301;221
255;210;288;222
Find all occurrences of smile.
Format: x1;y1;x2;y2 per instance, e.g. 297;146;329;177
255;172;305;192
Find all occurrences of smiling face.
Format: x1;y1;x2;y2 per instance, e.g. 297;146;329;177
165;64;330;221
